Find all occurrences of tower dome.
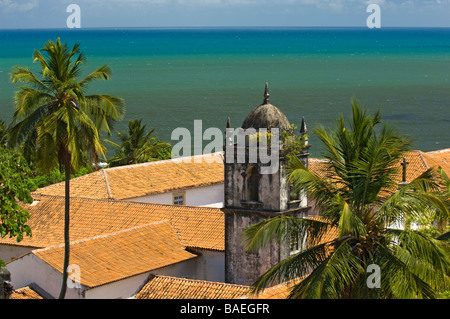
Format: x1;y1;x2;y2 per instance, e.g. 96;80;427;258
241;83;292;132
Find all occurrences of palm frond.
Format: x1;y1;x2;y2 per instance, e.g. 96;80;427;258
377;168;450;226
251;241;331;294
79;65;112;87
12;87;53;118
83;94;125;135
8;103;51;147
243;215;307;254
10;65;52;93
103;138;121;150
376;244;437;298
395;229;450;278
288;155;341;223
338;201;367;238
35;130;59;173
289;239;365;299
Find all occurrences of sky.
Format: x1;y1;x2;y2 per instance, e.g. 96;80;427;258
0;0;449;29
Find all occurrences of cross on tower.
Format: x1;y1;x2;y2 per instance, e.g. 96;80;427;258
400;157;409;183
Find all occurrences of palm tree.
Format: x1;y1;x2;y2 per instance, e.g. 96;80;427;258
8;38;125;298
244;100;450;298
105;118;171;167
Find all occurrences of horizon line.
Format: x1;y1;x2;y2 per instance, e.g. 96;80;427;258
1;25;450;31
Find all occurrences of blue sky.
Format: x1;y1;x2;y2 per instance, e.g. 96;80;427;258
0;0;449;29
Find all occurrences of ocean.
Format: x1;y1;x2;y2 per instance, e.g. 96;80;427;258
0;27;449;157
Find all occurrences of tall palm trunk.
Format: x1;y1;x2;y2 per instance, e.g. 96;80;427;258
9;38;125;298
58;152;71;299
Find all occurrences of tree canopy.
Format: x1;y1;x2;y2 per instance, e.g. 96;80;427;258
8;38;125;298
105;118;171;167
0;147;33;266
244;100;450;299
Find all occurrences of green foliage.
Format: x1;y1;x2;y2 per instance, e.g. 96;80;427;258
246;124;307;162
8;38;125;173
418;226;445;239
244;99;450;299
0;147;33;254
26;166;93;191
0;119;7;146
438;290;450;299
105;119;171;167
248;131;272;145
8;38;125;299
282;124;308;162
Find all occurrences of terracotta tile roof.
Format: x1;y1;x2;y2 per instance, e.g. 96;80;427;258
33;152;224;200
307;158;332;180
306;216;340;247
135;275;250;299
424;149;450;177
33;221;197;288
135;275;308;300
395;150;429;182
0;195;225;251
246;277;305;299
426;148;450;165
32;170;111;200
386;150;450;193
10;286;44;299
308;149;450;185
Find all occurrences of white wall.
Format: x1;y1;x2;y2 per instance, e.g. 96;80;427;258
7;252;200;299
85;273;149;299
185;184;224;207
0;245;33;264
7;253;82;299
130;183;224;208
191;249;224;282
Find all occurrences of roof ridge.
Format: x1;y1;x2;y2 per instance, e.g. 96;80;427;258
415;150;430;170
153;275;250;289
426;148;450;154
103;152;224;172
31;170;103;193
30;194;222;211
100;169;113;199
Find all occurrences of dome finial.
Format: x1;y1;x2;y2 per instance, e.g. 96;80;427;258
263;82;270;104
300;116;307;135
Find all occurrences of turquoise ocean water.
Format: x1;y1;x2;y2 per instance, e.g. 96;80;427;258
0;27;449;157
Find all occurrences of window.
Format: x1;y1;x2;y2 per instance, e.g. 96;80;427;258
290;234;299;254
245;165;259;202
173;192;185;205
290;233;300;254
289;182;299;201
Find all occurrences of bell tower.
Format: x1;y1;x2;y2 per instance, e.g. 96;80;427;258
223;83;310;285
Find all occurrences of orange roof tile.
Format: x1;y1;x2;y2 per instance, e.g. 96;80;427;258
0;195;225;251
308;149;450;185
135;275;250;299
246;277;305;299
306;216;340;247
33;153;224;200
33;221;197;288
10;286;44;299
307;158;332;180
426;148;450;165
32;170;111;200
424;149;450;177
